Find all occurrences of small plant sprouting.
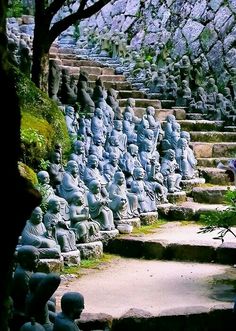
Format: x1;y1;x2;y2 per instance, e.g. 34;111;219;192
198;189;236;243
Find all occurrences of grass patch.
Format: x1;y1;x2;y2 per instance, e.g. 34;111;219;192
131;219;167;236
61;253;119;277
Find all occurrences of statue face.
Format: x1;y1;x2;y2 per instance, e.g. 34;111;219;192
91;182;101;193
116;173;125;185
89;156;98;168
31;208;43;224
130;145;138;156
69;163;79;177
52;200;60;213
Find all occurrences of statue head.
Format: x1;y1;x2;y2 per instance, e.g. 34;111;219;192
71;192;84;206
51;151;61;164
88;155;99;168
48;198;60;213
133;167;145;180
66;160;79;177
109;135;119;147
109;152;119;166
114;171;125;185
208;77;215;86
166;114;176;123
29;207;43;225
37;171;50;185
166;149;176;161
74;140;85;154
61;292;84;319
146;106;155;116
126;98;135;108
114;120;122;131
180;131;190;143
128;144;139;157
95;107;103;119
145;129;154;141
17;245;39;272
89;180;101;194
66;106;74;117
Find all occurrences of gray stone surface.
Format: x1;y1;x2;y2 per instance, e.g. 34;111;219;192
55;256;234;318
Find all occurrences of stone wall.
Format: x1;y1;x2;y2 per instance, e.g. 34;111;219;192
80;0;236;90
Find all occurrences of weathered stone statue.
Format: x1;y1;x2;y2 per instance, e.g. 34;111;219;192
76;80;95;116
91;107;107;138
103;152;121;183
53;292;84;331
25;272;61;331
175;138;197;180
119;144;142;187
65;105;78;139
20;320;45;331
109;171;139;220
160;149;182;193
58;160;87;203
69;192;100;243
131;167;156;213
69;140;87;178
48;59;61;104
179;55;192;84
59;68;77;105
11;246;40;330
122;111;137;144
44;198;77;252
87;180;115;231
205;77;218;105
21;207;61;258
147;160;168;204
111;120;127;153
47;151;65;191
36;170;69;220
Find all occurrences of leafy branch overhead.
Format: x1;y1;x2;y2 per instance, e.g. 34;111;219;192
198;189;236;243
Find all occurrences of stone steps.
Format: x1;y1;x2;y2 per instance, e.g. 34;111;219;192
117;90;146;99
118;98;161;108
191;142;236;158
197;157;233;167
190;131;236;143
177;120;224;132
88;80;132;90
157;200;228;221
199;167;233;185
191;186;235;204
105;222;236;265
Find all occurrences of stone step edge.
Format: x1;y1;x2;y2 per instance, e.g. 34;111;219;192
105;237;236;265
78;305;234;331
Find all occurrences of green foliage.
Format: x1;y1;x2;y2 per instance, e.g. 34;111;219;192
34;183;49;213
11;66;71;169
18;162;38;185
198;190;236;242
73;22;80;41
7;0;24;17
61;254;119;277
131;219;167;236
39;159;51;171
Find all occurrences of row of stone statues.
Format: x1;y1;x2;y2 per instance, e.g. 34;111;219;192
10;245;84;331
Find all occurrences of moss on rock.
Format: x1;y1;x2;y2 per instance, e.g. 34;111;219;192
12;67;71;169
18;161;38;185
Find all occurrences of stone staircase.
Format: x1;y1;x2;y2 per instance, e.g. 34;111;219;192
50;46;236;330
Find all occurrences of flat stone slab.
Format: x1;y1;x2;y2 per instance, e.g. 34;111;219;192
199;167;232;185
55;257;235;320
106;221;236;264
197;157;233;167
77;241;103;260
190;131;236;143
115;217;141;228
192;186;235;204
61;250;80;266
178;120;224;132
181;177;205;191
157;200;228;221
167;191;187;204
118;98;161;108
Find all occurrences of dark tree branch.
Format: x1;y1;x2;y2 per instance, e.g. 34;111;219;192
45;0;67;20
48;0;111;44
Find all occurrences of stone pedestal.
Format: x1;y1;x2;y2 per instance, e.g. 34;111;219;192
167;191;187;204
115;217;141;228
37;257;64;273
77;241;103;259
140;212;158;225
181;177;205;191
61;250;80;266
100;229;119;245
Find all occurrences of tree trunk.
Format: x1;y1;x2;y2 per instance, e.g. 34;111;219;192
31;0;50;91
31;44;50;92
